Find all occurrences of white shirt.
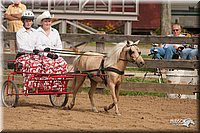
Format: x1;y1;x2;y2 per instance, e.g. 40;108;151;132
35;27;62;51
164;34;185;48
16;27;37;52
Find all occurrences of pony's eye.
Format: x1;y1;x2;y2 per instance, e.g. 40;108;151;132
129;50;134;55
138;52;141;55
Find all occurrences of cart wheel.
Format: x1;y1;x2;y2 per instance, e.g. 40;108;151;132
49;94;68;107
1;80;19;107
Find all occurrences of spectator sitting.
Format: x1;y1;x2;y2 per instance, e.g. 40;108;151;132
4;0;26;32
181;47;199;60
189;48;199;60
149;43;165;59
180;34;199;60
150;23;188;60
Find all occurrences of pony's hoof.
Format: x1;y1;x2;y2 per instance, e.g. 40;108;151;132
92;109;99;113
61;106;67;110
67;105;72;110
104;106;108;112
92;107;99;113
116;113;121;116
67;103;75;110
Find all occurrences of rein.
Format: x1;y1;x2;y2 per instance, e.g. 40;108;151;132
119;54;140;63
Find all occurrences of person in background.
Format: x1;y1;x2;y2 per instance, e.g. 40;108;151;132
149;43;165;59
180;34;199;60
4;0;27;32
35;11;62;51
189;48;199;60
16;10;37;53
162;23;186;59
181;47;199;60
149;23;187;60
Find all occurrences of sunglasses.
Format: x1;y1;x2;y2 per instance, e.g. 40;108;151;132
173;29;179;32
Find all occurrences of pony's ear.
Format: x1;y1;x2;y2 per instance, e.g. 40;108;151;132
126;40;140;46
126;40;133;46
133;40;140;45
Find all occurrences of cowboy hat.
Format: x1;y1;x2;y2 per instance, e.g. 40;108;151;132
36;11;52;25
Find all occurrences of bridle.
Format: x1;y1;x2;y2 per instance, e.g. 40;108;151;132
119;45;141;63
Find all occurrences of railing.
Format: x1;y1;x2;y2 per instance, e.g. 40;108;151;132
2;0;139;20
1;0;138;33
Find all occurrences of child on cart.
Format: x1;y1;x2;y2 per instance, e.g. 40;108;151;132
15;10;68;92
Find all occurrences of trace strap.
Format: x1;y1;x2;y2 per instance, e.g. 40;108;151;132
75;67;124;75
74;59;124;86
103;67;124;75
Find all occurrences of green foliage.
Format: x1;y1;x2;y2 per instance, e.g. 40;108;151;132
119;90;166;97
81;87;166;97
52;24;59;31
141;54;151;58
123;76;162;83
153;28;161;35
138;43;152;49
96;23;123;34
124;77;141;82
125;67;155;72
17;84;23;88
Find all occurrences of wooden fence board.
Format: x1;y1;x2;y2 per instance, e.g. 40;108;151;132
3;53;199;69
60;34;200;44
130;59;199;70
120;82;199;95
2;75;198;95
3;32;199;44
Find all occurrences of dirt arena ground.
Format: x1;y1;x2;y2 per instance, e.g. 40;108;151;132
1;92;199;132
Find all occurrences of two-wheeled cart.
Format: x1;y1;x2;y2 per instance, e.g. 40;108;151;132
1;50;108;108
1;51;75;107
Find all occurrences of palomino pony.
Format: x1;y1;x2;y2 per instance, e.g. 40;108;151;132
67;40;145;115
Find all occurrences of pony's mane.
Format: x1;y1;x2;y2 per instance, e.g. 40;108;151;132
104;42;127;67
73;51;104;70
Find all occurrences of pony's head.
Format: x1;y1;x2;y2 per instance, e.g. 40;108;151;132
104;40;145;68
122;40;145;67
